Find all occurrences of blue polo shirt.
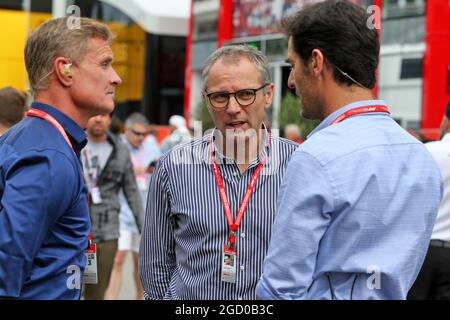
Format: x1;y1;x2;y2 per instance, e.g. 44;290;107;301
0;102;90;299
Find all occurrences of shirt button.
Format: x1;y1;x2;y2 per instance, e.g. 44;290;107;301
241;233;246;238
233;171;239;176
240;265;245;271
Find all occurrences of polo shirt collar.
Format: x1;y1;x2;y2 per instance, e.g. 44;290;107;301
30;102;87;149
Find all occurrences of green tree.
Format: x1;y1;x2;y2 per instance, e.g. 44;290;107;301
193;99;215;134
278;92;320;140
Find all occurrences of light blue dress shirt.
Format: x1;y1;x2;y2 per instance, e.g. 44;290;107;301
256;100;442;300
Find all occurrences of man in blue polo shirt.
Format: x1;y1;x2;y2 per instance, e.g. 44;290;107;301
0;17;121;299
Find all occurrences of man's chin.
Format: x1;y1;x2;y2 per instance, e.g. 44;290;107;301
222;132;243;147
300;110;311;119
96;102;115;115
104;104;115;114
90;130;105;137
300;107;316;120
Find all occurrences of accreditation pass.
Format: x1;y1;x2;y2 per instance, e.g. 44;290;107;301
221;245;237;283
83;242;98;284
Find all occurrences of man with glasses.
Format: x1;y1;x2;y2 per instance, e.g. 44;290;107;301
139;45;298;299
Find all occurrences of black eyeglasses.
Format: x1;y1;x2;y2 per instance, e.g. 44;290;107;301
205;84;269;109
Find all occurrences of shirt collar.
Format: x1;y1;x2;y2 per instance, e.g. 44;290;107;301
308;100;388;139
31;102;87;149
207;125;270;167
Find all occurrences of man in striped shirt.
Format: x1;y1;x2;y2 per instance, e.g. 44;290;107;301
139;45;298;300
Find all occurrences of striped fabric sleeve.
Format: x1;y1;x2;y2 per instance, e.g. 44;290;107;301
139;159;176;300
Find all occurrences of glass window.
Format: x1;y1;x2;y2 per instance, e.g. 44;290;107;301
400;58;423;79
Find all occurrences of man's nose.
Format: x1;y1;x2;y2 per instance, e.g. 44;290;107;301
287;70;295;90
226;95;241;114
111;68;122;86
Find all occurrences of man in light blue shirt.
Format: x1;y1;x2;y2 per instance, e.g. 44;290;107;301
256;0;442;300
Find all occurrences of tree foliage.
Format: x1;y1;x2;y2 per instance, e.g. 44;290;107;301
278;92;320;140
193;99;215;134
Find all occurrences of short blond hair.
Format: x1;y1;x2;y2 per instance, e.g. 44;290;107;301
25;17;114;92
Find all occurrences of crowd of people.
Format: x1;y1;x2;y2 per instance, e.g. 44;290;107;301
0;0;449;300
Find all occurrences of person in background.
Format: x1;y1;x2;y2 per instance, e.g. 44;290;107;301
139;45;298;300
105;112;160;300
408;101;450;300
284;123;303;144
0;87;28;136
82;113;144;300
0;17;121;299
159;114;192;154
110;114;124;136
144;123;159;147
256;0;442;300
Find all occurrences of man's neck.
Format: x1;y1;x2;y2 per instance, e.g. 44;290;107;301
34;91;91;129
0;124;8;136
322;84;375;119
216;129;265;173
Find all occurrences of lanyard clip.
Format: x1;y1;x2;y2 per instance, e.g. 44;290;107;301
228;230;236;251
87;233;93;249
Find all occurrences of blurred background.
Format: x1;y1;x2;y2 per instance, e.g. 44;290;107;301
0;0;449;142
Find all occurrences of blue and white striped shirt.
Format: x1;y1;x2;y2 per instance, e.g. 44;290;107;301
139;132;297;300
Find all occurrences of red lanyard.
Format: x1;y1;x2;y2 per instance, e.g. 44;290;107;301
209;133;269;249
331;105;390;125
27;108;75;154
27;108;93;243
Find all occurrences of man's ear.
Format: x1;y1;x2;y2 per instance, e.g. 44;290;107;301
264;83;275;109
310;49;325;75
54;57;73;87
